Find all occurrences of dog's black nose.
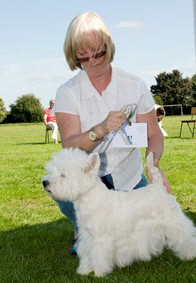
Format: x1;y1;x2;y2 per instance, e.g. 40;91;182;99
42;180;50;188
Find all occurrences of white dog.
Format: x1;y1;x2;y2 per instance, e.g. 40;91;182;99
42;148;196;277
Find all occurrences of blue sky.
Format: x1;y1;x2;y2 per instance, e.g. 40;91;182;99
0;0;195;110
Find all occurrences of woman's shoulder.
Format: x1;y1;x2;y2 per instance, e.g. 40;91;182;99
44;108;50;114
113;66;143;84
57;71;81;93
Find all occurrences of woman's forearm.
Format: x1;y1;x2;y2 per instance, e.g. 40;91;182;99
60;123;104;152
146;133;164;166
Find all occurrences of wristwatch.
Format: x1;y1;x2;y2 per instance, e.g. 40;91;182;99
88;127;99;142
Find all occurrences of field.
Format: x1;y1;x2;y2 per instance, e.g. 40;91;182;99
0;116;195;283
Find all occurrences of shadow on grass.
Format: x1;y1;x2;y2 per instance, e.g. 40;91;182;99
184;211;196;225
0;218;79;282
0;213;195;283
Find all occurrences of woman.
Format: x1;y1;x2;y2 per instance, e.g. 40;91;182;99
54;11;171;254
43;99;58;144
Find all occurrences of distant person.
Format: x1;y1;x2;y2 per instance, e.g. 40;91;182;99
43;99;58;144
155;104;168;137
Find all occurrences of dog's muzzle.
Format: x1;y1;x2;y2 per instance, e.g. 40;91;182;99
42;180;50;187
42;180;52;193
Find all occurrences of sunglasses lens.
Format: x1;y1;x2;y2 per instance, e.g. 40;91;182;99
78;57;89;63
94;50;106;59
77;50;106;63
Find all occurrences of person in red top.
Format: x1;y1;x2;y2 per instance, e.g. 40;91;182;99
43;99;58;144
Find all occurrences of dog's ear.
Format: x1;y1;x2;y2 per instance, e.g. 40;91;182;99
83;152;100;174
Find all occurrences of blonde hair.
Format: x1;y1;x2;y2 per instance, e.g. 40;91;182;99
64;11;115;70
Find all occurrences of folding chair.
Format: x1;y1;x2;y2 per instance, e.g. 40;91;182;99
45;128;52;143
179;107;196;138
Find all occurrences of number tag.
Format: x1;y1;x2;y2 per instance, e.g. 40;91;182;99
113;123;148;148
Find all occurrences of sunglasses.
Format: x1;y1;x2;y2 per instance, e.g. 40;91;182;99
77;50;106;63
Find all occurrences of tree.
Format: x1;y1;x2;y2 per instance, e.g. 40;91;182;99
10;94;43;122
151;70;194;108
190;74;196;106
0;97;6;123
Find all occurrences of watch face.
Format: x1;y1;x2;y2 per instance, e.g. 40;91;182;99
89;130;97;141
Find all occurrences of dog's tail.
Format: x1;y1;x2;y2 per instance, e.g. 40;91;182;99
146;152;164;186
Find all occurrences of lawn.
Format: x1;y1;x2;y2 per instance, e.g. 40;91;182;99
0;116;195;283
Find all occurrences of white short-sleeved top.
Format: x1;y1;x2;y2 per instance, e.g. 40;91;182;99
54;66;155;191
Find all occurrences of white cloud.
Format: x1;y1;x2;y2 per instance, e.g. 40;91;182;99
0;55;73;110
116;21;143;29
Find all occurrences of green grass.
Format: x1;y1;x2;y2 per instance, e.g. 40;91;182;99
0;117;195;283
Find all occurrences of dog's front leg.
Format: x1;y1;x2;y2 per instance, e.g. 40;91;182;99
77;256;93;276
77;238;93;276
90;240;114;277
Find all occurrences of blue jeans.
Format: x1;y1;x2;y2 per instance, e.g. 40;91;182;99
55;174;148;233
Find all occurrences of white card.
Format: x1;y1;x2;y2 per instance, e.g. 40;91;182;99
112;123;148;148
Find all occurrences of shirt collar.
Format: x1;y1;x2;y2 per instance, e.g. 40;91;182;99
79;65;117;98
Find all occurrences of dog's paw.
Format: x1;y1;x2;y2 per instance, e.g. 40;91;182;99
179;252;196;261
93;267;112;277
77;270;90;276
94;270;108;277
77;266;92;276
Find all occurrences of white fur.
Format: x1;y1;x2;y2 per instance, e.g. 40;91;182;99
43;148;196;277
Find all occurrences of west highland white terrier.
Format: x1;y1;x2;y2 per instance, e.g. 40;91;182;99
42;148;196;277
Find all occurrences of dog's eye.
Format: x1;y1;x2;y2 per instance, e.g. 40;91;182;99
61;174;65;178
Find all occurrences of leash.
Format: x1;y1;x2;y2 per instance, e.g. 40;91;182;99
98;104;137;152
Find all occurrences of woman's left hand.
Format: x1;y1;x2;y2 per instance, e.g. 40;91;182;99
146;167;171;194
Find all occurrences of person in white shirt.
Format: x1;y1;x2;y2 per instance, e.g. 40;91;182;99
54;11;171;255
155;104;168;137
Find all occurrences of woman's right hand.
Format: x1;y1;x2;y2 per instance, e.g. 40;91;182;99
98;111;126;137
